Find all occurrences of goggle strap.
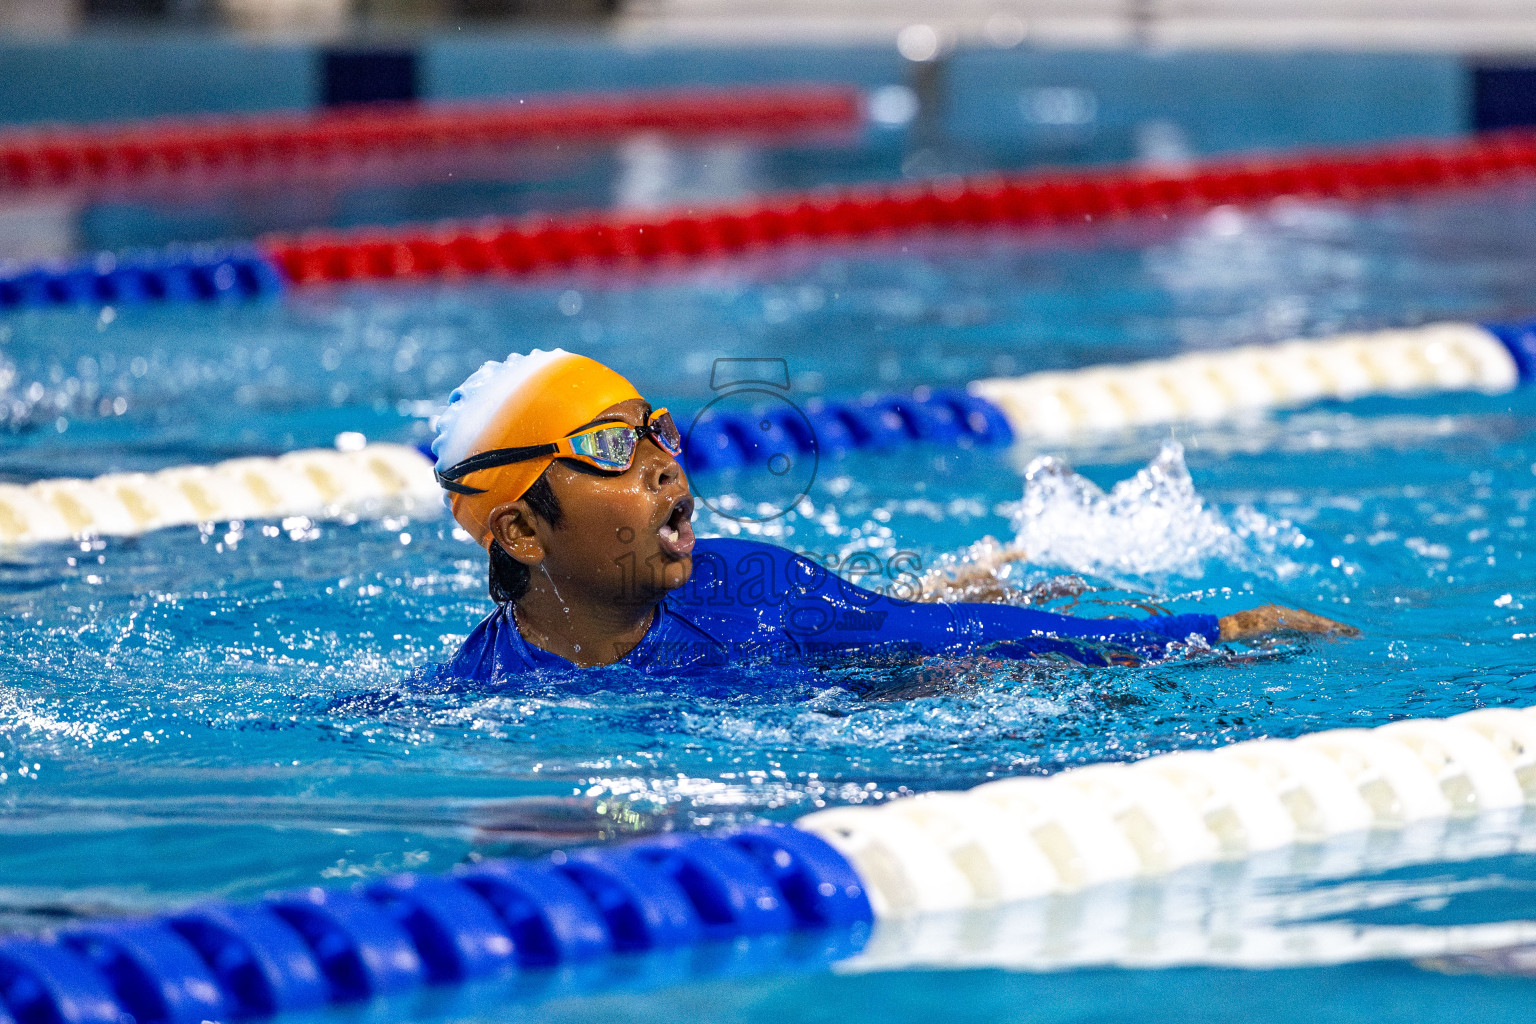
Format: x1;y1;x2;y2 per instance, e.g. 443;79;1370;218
436;442;560;494
435;472;486;496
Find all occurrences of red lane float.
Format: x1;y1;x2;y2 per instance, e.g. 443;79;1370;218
260;129;1536;286
0;86;861;195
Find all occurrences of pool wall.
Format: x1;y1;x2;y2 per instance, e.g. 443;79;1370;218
0;36;1474;162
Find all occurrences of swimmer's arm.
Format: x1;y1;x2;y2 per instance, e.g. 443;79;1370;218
810;549;1355;646
957;603;1222;645
957;602;1357;646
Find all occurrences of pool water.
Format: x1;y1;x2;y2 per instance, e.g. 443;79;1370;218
6;182;1536;1018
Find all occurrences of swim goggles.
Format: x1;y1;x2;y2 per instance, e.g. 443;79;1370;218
436;408;684;495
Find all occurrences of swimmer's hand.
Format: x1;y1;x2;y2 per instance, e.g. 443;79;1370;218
1218;604;1360;642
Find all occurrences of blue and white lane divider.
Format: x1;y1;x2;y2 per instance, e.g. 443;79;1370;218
0;245;284;309
0;320;1533;547
8;702;1536;1019
0;826;871;1024
682;319;1528;467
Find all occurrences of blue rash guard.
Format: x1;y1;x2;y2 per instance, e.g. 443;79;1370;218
436;538;1220;683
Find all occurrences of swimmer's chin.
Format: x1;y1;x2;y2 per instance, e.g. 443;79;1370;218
656;553;693;592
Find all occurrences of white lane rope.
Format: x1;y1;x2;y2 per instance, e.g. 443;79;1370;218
797;706;1536;918
970;322;1519;441
839;799;1536;973
0;443;438;545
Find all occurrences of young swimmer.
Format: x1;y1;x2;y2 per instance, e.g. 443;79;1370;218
428;350;1355;680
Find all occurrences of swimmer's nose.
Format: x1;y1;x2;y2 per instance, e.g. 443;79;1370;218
641;437;685;491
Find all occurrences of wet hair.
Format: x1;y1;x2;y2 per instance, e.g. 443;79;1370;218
488;471;564;604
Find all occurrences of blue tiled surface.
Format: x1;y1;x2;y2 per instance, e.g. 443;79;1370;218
421;33;908;97
944;49;1468;162
0;33;1471;152
0;34;316;125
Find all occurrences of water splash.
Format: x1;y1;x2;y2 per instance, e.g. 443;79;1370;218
1013;442;1304;585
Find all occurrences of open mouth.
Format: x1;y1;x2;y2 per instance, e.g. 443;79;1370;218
657;493;696;559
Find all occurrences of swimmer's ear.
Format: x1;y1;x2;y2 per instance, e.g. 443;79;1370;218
488;501;546;566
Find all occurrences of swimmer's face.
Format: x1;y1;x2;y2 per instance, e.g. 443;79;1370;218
489;398;695;607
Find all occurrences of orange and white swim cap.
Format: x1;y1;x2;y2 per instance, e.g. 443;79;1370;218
432;349;642;546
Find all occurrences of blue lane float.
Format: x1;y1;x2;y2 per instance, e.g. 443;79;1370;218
1483;321;1536;382
0;825;870;1024
0;245;285;310
679;388;1015;474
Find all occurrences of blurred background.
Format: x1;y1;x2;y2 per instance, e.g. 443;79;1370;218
8;0;1536;48
4;0;1536;134
8;0;1536;264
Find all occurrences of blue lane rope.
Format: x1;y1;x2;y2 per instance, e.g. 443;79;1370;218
1483;321;1536;383
0;825;870;1024
0;245;285;310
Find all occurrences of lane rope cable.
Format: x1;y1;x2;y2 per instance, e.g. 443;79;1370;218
3;319;1532;547
9;128;1536;308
